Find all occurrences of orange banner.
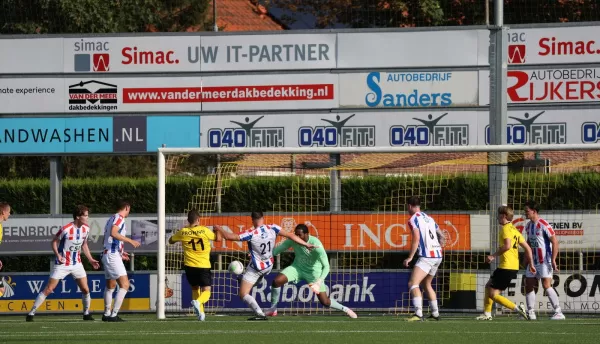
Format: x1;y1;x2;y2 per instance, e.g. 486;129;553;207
202;213;470;252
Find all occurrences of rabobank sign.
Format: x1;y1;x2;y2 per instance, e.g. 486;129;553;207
339;71;479;108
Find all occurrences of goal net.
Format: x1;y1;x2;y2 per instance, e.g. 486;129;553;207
156;145;600;319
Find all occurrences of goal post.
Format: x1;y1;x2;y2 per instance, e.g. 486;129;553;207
156;144;600;320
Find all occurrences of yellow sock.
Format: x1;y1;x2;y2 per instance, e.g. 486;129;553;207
484;288;493;314
492;294;516;311
198;290;211;314
192;289;200;301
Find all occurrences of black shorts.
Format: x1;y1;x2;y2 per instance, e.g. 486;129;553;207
184;266;212;287
489;268;518;291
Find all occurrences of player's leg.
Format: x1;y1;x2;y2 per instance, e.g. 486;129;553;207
184;266;203;320
197;286;211;321
103;278;116;321
488;269;528;319
315;284;357;319
107;274;130;321
191;268;212;321
407;258;432;320
476;279;494;320
240;266;268;320
421;258;442;320
524;270;539;320
266;265;296;316
539;263;564;320
26;272;63;321
73;265;94;320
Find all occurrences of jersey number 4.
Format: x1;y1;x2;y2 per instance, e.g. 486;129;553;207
188;239;205;251
260;242;272;255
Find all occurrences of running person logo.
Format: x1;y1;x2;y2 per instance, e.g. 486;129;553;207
389;113;469;146
298;114;375;147
207;116;284;148
485;111;566;144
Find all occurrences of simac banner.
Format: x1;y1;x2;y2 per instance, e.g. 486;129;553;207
182;271;420;310
0;273;150;314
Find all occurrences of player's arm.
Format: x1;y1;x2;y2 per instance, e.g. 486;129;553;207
278;230;316;249
82;238;100;269
435;223;446;247
51;232;65;264
213;225;242;241
486;227;511;263
111;225;140;248
273;238;294;256
518;238;536;273
547;227;560;271
403;222;420;267
310;247;330;293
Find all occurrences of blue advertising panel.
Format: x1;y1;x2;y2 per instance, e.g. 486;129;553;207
182;271;431;309
0;273;150;313
0;115;199;154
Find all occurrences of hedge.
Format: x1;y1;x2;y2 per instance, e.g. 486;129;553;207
1;172;599;214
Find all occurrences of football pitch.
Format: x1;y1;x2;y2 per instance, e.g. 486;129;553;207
1;314;599;344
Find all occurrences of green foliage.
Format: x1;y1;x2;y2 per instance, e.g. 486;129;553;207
0;0;211;34
2;173;600;215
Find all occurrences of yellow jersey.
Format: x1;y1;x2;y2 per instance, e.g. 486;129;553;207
170;225;215;268
0;223;3;243
498;222;525;270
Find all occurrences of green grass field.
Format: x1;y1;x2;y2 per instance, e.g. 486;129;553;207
1;314;599;344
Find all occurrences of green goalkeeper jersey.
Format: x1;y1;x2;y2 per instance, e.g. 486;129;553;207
273;235;330;281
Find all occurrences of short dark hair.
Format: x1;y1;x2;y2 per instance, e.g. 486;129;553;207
73;205;89;220
117;200;130;211
295;224;309;234
524;200;540;213
187;210;200;225
407;196;421;207
251;211;263;220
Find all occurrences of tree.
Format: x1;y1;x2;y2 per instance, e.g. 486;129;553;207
0;0;211;34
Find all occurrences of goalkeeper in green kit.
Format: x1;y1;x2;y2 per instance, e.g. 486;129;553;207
265;224;357;318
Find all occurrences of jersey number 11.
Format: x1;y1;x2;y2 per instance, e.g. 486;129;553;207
188;239;205;251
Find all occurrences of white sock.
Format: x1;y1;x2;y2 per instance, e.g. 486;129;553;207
29;292;48;316
526;291;536;311
270;287;281;309
82;293;91;315
104;288;115;316
412;296;423;317
111;288;128;317
545;288;561;313
329;299;348;312
429;299;439;316
243;294;265;316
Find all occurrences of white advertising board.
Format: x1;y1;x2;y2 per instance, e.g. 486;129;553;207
200;34;336;71
339;71;479;108
0;78;65;113
337;30;487;68
508;26;600;65
469;213;600;250
476;273;600;313
0;38;64;74
479;68;600;105
200;73;338;111
0;74;339;114
63;36;199;73
200;111;481;148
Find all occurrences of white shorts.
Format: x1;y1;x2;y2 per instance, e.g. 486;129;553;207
526;263;553;279
50;264;87;280
415;257;442;276
242;264;272;285
102;252;127;280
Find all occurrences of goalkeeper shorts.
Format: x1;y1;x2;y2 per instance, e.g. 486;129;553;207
281;264;326;292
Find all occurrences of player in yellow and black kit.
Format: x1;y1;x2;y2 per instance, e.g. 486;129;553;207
476;205;536;321
168;210;221;321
